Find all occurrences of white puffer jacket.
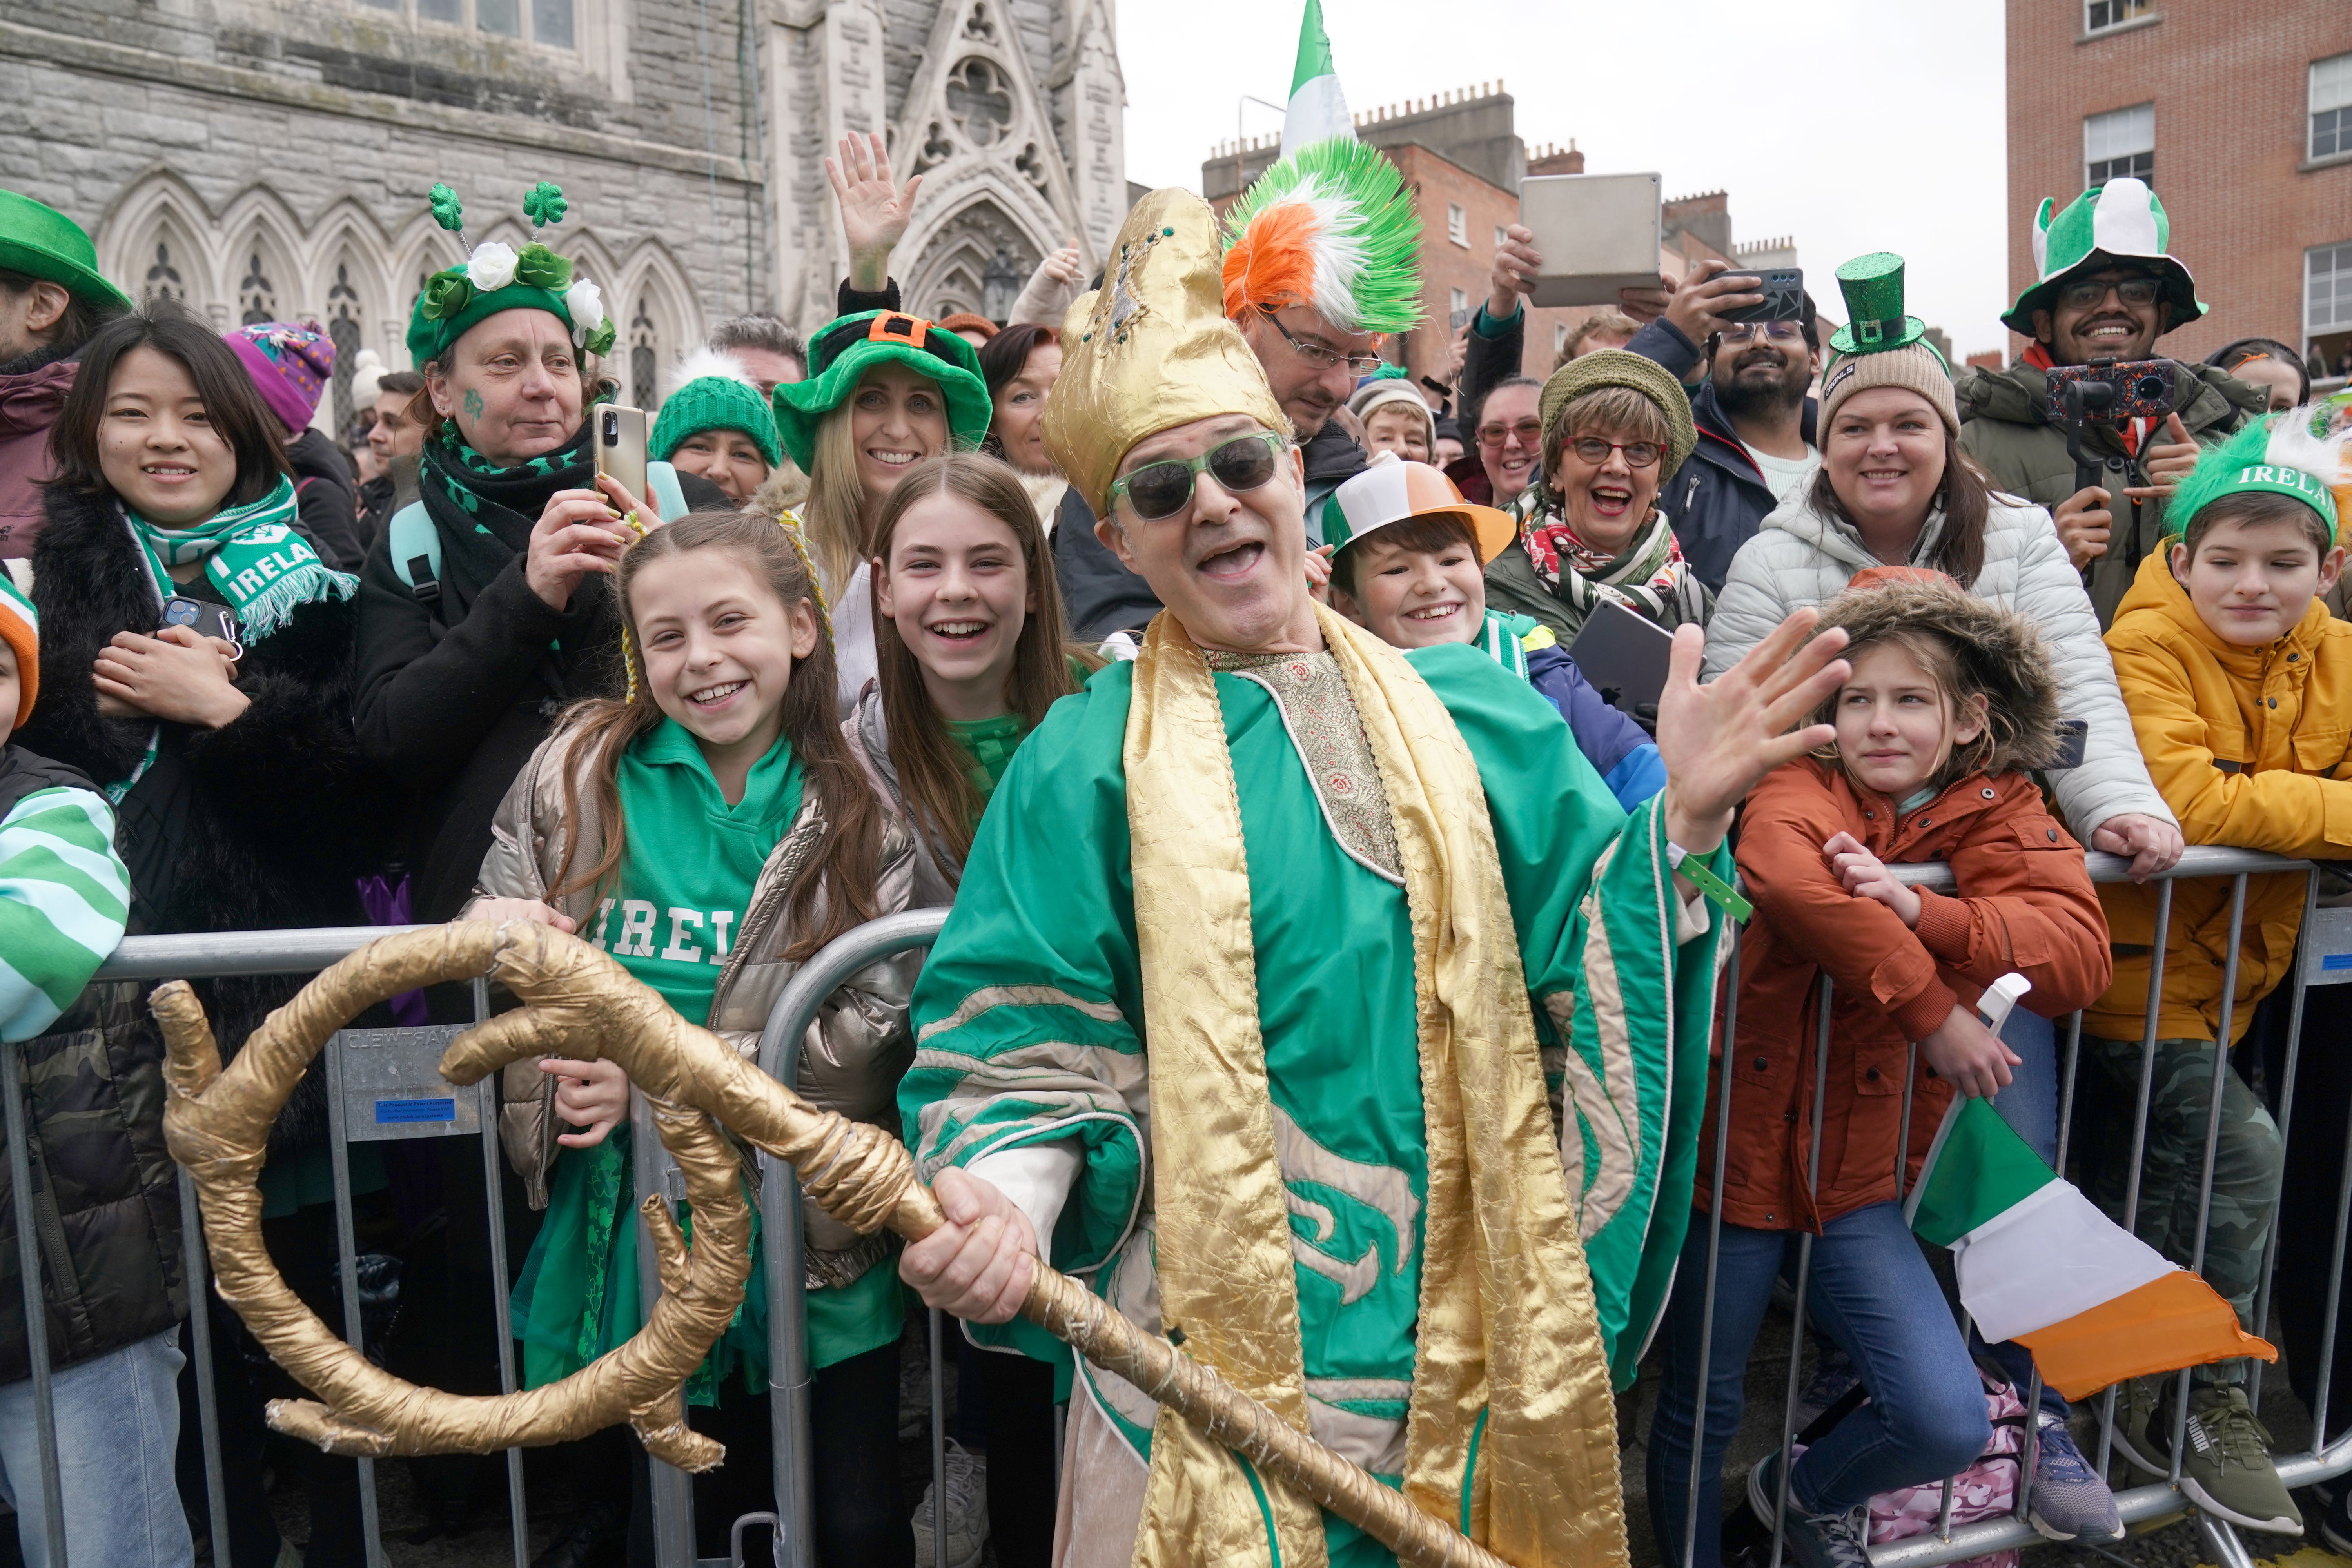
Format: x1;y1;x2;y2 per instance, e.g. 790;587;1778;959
1703;489;2174;840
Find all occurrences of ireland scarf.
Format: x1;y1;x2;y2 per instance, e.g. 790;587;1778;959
125;476;357;641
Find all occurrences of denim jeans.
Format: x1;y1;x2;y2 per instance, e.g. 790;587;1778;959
1648;1203;1991;1568
0;1327;194;1568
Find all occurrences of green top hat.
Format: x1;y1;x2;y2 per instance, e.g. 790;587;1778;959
771;311;992;472
0;191;131;314
2001;178;2204;338
1829;252;1927;357
404;181;617;367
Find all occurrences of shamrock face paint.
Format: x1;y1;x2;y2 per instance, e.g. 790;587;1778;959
463;388;485;423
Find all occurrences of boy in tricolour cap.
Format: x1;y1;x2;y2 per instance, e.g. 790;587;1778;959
1326;458;1663;809
2086;410;2352;1535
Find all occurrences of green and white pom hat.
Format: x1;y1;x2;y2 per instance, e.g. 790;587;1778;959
405;181;618;367
2001;177;2205;338
651;347;783;468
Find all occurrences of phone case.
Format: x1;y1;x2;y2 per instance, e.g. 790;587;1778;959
2045;361;2177;426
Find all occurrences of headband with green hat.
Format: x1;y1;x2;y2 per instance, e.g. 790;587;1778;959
2002;177;2204;339
650;348;783;468
405;181;617;367
770;311;991;472
1819;252;1959;437
0;572;39;730
0;190;131;314
1535;348;1697;480
2166;416;2343;546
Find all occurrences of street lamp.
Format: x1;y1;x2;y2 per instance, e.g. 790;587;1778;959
982;245;1022;324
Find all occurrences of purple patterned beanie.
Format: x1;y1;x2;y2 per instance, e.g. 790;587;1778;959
224;321;335;436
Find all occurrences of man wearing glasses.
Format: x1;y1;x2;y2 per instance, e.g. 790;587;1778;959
1955;178;2265;624
1479;232;1822;592
895;186;1856;1568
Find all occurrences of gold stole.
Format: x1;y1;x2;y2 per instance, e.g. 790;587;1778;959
1122;603;1628;1568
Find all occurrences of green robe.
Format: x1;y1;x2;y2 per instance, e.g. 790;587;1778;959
900;642;1724;1564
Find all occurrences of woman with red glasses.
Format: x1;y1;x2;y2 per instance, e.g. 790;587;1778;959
1482;349;1712;642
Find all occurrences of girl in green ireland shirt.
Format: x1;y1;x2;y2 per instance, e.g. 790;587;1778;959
466;507;924;1566
847;452;1094;1564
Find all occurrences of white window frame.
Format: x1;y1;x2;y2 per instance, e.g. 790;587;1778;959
1447;204;1468;248
346;0;580;53
2309;240;2352;340
2313;54;2352;161
2083;0;2151;33
2083;102;2154;187
1448;287;1470;328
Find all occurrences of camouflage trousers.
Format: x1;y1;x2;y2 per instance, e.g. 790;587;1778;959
2083;1036;2283;1385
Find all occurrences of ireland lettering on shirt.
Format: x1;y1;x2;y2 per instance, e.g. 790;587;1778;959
589;897;737;966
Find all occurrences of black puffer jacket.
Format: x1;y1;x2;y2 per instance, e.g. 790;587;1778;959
16;484;396;1155
0;744;184;1379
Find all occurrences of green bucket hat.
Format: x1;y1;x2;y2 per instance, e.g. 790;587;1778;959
1535;348;1698;481
405;181;617;367
771;311;992;472
0;190;131;313
2001;177;2205;338
650;350;783;468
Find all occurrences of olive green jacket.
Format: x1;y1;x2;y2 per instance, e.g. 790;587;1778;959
1954;359;2267;626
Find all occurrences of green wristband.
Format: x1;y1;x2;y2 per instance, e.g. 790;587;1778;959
1668;842;1752;923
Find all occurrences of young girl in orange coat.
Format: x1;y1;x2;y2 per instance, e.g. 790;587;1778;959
1648;570;2115;1567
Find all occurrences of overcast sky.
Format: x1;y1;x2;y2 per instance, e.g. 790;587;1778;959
1118;0;2014;361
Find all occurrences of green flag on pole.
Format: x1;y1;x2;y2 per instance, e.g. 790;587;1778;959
1281;0;1354;158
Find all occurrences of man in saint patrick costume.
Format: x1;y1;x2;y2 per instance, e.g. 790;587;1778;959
895;182;1848;1568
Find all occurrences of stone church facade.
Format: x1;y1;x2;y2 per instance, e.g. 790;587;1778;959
0;0;1125;434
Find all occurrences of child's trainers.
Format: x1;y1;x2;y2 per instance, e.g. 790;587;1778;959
2176;1387;2301;1535
2024;1413;2123;1543
2117;1381;2302;1535
1745;1446;1871;1568
911;1440;988;1568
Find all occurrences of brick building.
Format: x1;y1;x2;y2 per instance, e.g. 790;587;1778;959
1201;84;1779;403
2004;0;2352;376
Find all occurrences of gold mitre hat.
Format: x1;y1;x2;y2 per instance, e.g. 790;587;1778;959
1044;188;1290;517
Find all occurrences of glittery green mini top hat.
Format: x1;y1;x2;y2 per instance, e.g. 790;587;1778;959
405;181;617;367
1829;252;1927;357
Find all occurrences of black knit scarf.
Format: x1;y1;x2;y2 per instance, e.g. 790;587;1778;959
418;421;597;622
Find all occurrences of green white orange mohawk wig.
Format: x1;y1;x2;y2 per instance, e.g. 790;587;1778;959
1221;138;1423;338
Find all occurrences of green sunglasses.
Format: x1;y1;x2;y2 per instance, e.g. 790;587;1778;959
1107;431;1288;521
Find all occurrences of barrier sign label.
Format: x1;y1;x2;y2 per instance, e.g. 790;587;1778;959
376;1097;458;1124
331;1025;480;1142
2324;954;2352;972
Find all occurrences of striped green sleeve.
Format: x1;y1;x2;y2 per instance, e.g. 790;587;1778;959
0;786;130;1042
1412;644;1726;1388
900;666;1149;1277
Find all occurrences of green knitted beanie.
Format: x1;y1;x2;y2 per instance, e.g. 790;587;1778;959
650;352;782;468
1535;348;1699;480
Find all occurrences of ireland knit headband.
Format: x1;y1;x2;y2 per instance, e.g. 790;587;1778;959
406;181;617;367
2168;416;2343;541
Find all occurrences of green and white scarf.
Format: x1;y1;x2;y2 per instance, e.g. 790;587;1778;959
125;476;357;641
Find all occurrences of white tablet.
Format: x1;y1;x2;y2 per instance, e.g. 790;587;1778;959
1519;172;1664;309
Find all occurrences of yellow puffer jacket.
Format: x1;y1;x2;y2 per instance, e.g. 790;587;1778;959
2087;550;2352;1044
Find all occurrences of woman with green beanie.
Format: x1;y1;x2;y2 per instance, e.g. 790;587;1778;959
770;310;992;709
652;347;784;505
1483;347;1712;641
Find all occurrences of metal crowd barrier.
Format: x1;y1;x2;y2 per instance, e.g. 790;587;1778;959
1690;846;2352;1568
6;842;2351;1567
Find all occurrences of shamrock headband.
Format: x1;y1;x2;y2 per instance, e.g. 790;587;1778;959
405;181;617;367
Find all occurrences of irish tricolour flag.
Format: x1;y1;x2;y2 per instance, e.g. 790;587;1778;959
1279;0;1354;159
1906;1096;2275;1400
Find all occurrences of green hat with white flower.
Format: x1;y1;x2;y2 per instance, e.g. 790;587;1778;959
404;181;616;367
2001;177;2205;338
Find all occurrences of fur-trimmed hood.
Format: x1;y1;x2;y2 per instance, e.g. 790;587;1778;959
1815;569;2067;777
